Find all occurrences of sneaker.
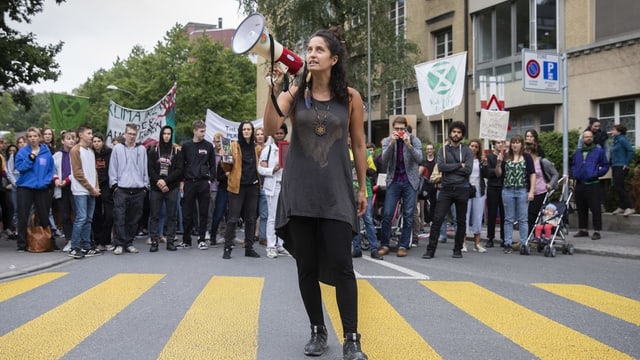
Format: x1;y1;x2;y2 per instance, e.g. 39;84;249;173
105;244;115;251
623;208;636;217
97;245;106;251
351;250;362;258
159;236;167;243
205;231;211;240
474;244;487;253
62;241;72;252
461;244;468;253
591;232;601;240
439;238;447;243
612;207;624;215
68;248;85;259
503;245;513;254
485;239;494;248
222;247;232;259
266;247;278;258
277;247;290;256
370;250;383;260
82;248;103;257
198;241;208;250
573;230;589;238
146;238;153;245
175;242;191;249
125;246;139;253
113;246;123;255
53;229;64;238
452;250;463;258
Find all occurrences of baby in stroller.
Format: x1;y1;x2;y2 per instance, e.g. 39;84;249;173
534;203;559;243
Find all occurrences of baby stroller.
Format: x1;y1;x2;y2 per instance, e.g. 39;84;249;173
522;176;575;257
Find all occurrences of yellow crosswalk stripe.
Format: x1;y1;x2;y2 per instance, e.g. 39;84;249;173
533;283;640;326
159;276;263;360
322;280;441;359
0;272;67;302
422;281;633;359
0;273;163;359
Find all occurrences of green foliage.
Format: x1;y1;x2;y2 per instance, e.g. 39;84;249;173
538;130;580;175
0;0;66;109
236;0;419;104
71;24;256;143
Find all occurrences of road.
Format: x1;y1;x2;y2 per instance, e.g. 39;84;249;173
1;240;638;360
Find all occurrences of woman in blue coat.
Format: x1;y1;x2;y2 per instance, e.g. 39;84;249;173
15;127;55;251
610;124;636;216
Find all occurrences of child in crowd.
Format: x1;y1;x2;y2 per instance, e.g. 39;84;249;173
534;203;559;242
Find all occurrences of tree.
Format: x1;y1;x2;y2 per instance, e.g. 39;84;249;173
0;0;66;109
73;24;256;142
236;0;419;110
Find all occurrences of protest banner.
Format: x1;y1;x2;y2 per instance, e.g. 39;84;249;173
479;109;510;141
105;83;176;146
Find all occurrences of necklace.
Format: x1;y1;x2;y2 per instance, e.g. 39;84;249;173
313;100;331;136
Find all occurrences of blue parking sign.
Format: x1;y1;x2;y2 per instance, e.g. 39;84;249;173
543;61;558;81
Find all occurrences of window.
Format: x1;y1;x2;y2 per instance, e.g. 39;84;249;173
389;80;406;115
475;0;556;84
595;0;640;41
390;0;406;38
599;98;639;146
432;120;451;144
434;28;453;59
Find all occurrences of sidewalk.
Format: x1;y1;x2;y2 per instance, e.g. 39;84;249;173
1;224;638;281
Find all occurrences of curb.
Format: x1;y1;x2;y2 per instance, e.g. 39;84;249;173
0;257;74;281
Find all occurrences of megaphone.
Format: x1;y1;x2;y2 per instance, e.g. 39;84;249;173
232;13;304;76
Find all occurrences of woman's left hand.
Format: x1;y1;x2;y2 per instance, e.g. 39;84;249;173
356;191;367;216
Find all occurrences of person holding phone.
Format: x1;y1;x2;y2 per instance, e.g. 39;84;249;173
379;116;423;257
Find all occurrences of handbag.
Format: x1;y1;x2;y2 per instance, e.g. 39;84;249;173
468;184;477;199
26;213;53;253
429;164;442;184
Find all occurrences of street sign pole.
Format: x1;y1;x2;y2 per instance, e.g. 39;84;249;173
561;53;569;199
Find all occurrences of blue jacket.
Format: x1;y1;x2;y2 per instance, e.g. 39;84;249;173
571;145;609;184
611;134;635;167
15;144;55;189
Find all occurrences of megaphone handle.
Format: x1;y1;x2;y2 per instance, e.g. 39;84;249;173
269;33;285;118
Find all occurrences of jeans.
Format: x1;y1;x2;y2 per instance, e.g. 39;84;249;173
258;189;268;240
265;182;284;249
380;180;416;250
428;186;468;253
210;188;228;240
71;195;95;250
149;188;178;241
352;196;378;252
502;187;529;245
466;193;486;235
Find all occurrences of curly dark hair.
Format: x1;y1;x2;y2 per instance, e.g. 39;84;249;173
294;27;350;105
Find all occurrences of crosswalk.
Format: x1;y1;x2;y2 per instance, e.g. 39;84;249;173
1;272;638;359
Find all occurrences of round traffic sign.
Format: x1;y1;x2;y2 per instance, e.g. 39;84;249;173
526;59;540;78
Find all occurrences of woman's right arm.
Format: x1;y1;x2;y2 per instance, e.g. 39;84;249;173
263;72;297;136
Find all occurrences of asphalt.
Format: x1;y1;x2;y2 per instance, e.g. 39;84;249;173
1;214;638;280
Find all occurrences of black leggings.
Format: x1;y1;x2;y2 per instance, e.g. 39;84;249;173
287;216;358;336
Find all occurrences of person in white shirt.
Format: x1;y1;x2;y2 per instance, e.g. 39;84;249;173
68;125;101;258
258;124;290;258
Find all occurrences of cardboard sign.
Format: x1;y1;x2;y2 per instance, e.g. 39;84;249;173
479;109;510;141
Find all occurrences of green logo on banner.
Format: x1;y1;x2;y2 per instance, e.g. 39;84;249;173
427;61;457;95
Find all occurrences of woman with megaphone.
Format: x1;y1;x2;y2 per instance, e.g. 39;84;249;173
263;26;368;360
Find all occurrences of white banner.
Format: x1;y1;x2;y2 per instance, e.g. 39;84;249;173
479;109;510;141
204;109;263;141
415;52;467;116
106;83;177;146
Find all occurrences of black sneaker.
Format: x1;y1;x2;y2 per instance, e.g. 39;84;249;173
351;250;362;258
82;249;103;257
422;250;435;259
503;246;513;254
222;248;232;259
304;325;328;356
69;248;85;259
452;250;463;258
591;232;601;240
485;239;494;248
573;230;589;238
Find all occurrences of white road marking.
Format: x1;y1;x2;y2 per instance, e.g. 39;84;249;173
355;255;430;280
